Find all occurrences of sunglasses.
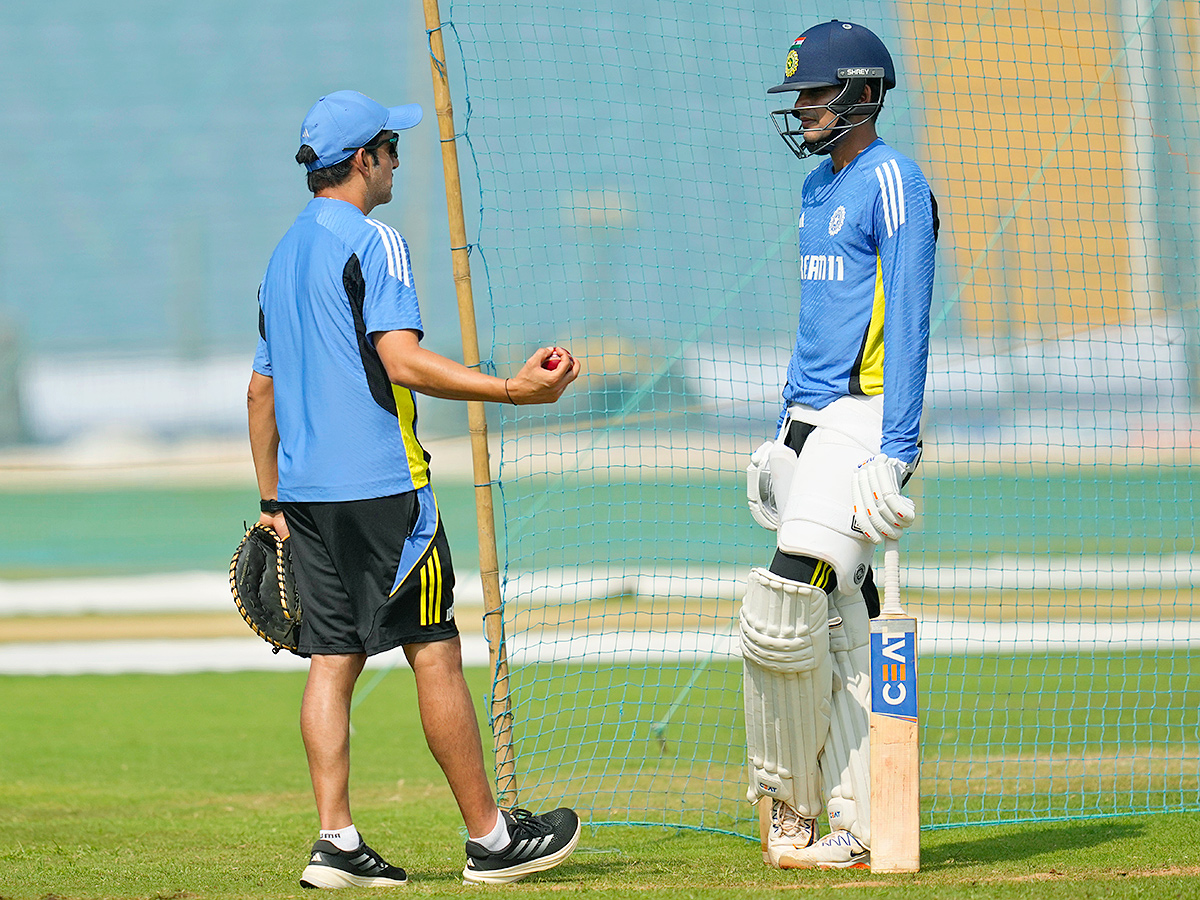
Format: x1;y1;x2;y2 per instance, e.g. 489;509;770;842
345;134;399;157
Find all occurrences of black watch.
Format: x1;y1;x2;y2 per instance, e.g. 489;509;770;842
260;498;284;515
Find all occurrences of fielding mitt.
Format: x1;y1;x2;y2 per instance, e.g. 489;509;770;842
230;523;304;655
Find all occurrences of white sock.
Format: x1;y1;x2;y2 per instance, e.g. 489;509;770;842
320;824;361;851
472;810;510;851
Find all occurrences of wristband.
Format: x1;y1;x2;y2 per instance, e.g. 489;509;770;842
260;498;284;515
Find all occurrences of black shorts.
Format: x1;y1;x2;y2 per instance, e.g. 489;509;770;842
282;485;459;656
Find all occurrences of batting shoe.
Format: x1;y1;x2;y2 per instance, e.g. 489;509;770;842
762;799;819;868
299;839;408;888
780;828;870;869
462;807;581;885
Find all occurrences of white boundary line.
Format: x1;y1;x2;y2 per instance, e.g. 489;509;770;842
3;557;1199;617
2;621;1198;675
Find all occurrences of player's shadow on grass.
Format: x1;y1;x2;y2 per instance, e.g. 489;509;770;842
924;818;1144;868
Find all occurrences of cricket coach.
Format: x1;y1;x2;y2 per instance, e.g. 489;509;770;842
248;89;582;888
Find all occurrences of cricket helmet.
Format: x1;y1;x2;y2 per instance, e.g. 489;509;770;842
768;20;896;159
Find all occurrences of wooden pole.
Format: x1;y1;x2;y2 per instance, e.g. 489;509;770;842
421;0;517;808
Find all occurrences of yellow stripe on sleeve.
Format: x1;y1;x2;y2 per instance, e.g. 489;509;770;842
391;385;430;490
855;254;888;395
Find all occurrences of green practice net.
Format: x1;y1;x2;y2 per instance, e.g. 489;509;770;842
442;0;1200;834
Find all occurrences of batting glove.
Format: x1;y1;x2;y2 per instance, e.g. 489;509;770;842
851;454;917;544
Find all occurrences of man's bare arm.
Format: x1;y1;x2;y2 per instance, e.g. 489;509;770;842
373;329;580;405
247;370;288;537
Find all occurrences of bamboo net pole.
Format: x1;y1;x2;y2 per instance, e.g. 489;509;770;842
421;0;517;808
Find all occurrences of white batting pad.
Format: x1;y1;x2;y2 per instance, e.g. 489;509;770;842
740;567;832;816
819;589;873;846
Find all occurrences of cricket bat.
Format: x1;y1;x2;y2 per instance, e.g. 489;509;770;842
869;538;920;872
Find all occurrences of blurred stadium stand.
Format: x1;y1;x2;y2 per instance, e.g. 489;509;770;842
0;1;1195;458
0;1;471;445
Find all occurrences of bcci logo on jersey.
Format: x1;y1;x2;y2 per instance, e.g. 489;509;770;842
828;205;846;235
870;624;918;722
800;254;845;282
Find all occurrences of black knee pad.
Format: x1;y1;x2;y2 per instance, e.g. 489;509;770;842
769;550;838;595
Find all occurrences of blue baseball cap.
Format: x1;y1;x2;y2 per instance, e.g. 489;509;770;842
298;90;423;171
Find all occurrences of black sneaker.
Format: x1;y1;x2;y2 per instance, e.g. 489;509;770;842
300;839;408;889
462;807;581;885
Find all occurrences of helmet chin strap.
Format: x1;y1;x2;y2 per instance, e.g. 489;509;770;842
806;114;868;157
772;108;871;160
772;76;885;160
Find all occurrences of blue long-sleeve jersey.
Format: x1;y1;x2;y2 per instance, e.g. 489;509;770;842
782;139;936;465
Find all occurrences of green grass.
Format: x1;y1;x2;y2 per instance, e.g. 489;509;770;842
2;670;1199;900
917;465;1199;559
2;470;1197;896
0;464;1193;578
0;485;484;579
502;653;1200;830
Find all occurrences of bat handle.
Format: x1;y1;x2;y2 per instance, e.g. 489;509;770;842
881;538;905;617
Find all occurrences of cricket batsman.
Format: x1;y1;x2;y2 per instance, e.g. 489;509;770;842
741;20;937;868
